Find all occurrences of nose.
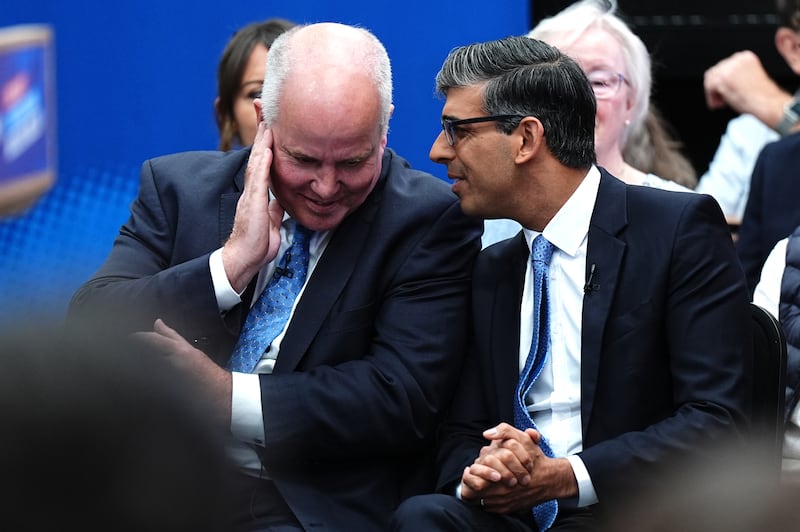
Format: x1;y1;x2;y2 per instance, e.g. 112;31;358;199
429;131;453;164
310;164;339;198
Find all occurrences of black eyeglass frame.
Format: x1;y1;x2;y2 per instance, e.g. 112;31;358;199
441;114;526;146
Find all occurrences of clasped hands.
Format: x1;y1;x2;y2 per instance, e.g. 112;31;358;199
460;423;577;514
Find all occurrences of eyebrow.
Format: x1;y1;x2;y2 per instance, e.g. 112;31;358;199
281;146;375;162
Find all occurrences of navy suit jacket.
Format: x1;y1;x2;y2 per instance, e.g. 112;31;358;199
436;170;752;512
737;132;800;296
69;148;482;530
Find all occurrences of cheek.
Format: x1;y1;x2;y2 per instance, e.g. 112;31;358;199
270;159;304;191
233;100;258;142
594;100;626;141
345;167;381;201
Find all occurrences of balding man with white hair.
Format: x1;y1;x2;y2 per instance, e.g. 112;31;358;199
69;22;481;530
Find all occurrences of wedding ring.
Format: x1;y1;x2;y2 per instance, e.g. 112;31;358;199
479;498;485;508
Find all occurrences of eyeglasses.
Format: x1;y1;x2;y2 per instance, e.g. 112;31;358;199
586;69;628;100
441;114;525;146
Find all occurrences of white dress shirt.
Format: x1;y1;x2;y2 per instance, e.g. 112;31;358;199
752;236;787;318
209;217;330;476
519;166;601;507
696;114;778;221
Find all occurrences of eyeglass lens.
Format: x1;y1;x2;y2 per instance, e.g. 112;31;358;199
587;70;624;100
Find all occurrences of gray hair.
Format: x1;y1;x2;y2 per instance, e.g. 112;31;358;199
528;0;651;141
260;23;393;135
435;36;596;169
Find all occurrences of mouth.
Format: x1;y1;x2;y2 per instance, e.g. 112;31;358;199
302;194;339;214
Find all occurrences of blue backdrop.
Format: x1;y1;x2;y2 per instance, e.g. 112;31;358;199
0;0;529;325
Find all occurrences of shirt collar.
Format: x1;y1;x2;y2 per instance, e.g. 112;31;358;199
523;165;601;257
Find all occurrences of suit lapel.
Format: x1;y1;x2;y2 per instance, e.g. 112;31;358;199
491;234;528;421
580;171;628;435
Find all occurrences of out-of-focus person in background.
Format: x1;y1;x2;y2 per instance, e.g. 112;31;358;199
753;224;800;484
622;103;696;190
698;0;800;227
483;0;695;248
528;0;694;191
215;17;296;151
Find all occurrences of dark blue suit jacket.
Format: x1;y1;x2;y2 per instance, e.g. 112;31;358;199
436;170;752;512
69;148;482;530
737;132;800;296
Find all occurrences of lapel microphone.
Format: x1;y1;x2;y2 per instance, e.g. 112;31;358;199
584;263;599;293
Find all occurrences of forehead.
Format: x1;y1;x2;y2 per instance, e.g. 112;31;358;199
551;27;625;73
442;85;486;118
242;43;268;80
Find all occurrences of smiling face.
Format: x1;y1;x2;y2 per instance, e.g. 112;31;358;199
269;71;387;232
429;85;518;219
551;27;634;167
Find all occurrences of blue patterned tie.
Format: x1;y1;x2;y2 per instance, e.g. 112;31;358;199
227;221;313;373
513;234;558;530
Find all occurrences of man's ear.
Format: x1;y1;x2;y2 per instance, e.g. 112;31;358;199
775;27;800;74
254;98;264;124
515;117;544;164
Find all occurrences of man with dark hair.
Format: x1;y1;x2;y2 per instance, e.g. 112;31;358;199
393;35;752;531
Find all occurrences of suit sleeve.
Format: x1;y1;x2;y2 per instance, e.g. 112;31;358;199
67;157;236;358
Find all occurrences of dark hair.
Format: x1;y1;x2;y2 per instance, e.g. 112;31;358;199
623;104;698;189
777;0;800;30
435;36;596;169
215;18;296;151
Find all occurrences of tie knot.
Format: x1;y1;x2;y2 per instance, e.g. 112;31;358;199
531;235;554;265
291;221;313;248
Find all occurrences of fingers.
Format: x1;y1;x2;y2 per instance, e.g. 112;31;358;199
524;427;542;444
152;318;180;339
461;465;512;496
268;195;286;231
244;124;273;193
482;422;524;441
475;429;534;488
130;329;173;354
223;124;280;291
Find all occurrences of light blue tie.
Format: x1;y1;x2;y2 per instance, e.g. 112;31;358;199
513;234;558;530
227;221;312;373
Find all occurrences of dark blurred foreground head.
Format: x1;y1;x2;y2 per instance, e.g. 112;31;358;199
0;322;236;531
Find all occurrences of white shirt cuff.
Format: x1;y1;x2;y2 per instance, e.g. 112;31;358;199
566;454;598;507
230;371;266;446
209;248;242;313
